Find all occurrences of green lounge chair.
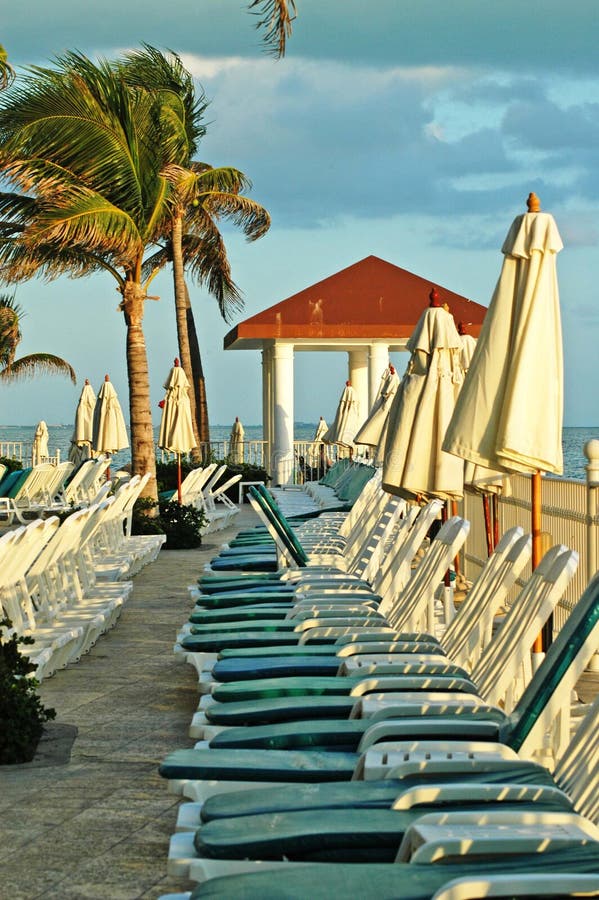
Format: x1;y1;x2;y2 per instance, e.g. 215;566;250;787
161;568;599;792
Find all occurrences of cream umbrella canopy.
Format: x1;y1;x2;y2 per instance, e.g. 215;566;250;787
158;359;196;503
306;416;329;469
354;365;400;464
70;378;96;463
323;382;361;452
444;193;563;646
382;292;464;502
91;375;129;474
32;420;49;465
229;417;245;465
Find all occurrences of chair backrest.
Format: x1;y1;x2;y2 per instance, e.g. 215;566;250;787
553;696;599;823
503;567;599;760
387;516;470;632
0;463;7;486
12;464;54;504
248;486;307;567
473;545;579;707
255;485;309;564
378;499;445;611
0;468;29;497
443;527;531;667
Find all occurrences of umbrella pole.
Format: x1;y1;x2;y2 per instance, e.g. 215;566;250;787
451;499;461;577
531;469;551;659
441;502;456;624
482;495;493;556
177;454;182;504
492;493;500;549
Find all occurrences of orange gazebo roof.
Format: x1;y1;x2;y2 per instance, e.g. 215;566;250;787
224;255;486;350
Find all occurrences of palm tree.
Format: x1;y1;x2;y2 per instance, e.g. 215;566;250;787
0;44;14;90
122;47;270;447
0;293;75;383
249;0;296;57
0;52;187;500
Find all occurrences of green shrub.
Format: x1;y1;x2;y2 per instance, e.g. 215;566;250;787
131;497;206;549
0;618;56;764
0;456;23;474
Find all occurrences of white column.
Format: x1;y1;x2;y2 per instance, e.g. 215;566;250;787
368;343;390;408
272;343;295;485
261;345;273;472
348;349;369;422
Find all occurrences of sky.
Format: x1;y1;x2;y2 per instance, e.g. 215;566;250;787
2;0;599;429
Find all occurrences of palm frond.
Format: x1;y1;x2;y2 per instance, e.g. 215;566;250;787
0;353;76;383
0;44;15;90
119;44;209;156
248;0;296;58
181;219;244;321
198;191;271;242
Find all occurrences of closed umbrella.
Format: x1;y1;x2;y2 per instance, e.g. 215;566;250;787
70;378;96;463
229;417;245;465
458;324;506;553
306;416;329;470
382;290;464;503
444;192;563;649
92;375;129;475
158;358;196;503
32;420;49;465
354;365;400;464
323;382;361;452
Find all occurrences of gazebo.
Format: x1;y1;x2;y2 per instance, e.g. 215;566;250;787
224;255;487;484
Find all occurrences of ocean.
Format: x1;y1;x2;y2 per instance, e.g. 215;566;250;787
0;423;596;481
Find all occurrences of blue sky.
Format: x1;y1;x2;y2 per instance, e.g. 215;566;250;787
2;0;599;428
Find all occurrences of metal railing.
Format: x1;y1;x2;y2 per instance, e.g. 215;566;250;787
0;441;61;467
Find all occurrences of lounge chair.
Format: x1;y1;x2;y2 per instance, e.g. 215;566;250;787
161;566;599;800
166;694;599;886
185;524;529;694
179;515;469;660
185;530;534;736
182;544;576;752
0;462;74;523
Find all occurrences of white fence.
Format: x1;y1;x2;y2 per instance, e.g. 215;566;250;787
0;441;61;467
462;445;599;636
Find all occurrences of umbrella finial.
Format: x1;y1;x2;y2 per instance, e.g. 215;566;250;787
345;380;351;386
527;192;541;212
104;374;110;382
389;364;395;374
84;378;90;385
429;287;441;307
174;357;180;366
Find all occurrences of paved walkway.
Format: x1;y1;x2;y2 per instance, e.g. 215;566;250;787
0;507;258;900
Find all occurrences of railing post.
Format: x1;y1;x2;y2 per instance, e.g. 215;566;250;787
584;439;599;672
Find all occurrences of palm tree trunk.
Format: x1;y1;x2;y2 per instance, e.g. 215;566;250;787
185;284;210;445
171;215;201;452
121;278;158;502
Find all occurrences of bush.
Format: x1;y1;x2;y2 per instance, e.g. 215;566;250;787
0;456;23;474
131;497;206;549
0;618;56;764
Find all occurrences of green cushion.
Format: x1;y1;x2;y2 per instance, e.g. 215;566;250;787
196;793;574;862
159;748;356;782
201;762;557;821
208;717;503;752
190;851;599;899
211;673;477;703
189;603;295;624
